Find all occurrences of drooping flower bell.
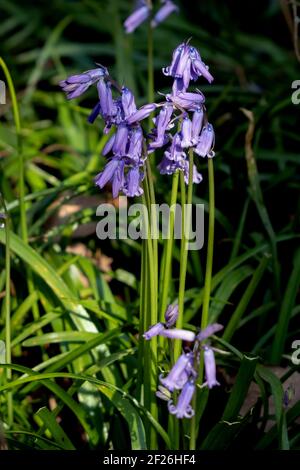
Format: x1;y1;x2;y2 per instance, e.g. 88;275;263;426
124;0;179;34
59;66;108;100
160;353;194;392
151;0;179;28
124;1;150;34
168;379;196;419
163;42;214;91
203;346;220;389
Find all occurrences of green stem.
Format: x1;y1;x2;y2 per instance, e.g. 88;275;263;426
145;159;158;295
137;239;147;400
1;196;13;426
0;58;27;243
174;150;194;360
190;158;215;450
0;58;40;325
201;159;215;331
159;172;179;320
147;20;154;131
141;170;158;449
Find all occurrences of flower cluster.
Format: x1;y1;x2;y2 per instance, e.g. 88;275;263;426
124;1;179;34
143;305;223;419
149;41;215;185
60;67;157;198
59;40;214;198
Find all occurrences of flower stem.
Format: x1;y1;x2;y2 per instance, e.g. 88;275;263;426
147;21;154;130
190;157;215;450
159;172;179;320
201;158;215;332
0;195;13;426
174;149;194;360
141;165;158;449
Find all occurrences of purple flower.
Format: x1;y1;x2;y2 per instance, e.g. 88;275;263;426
203;346;220;389
180;115;192;148
124;3;150;34
151;1;179;28
168;91;205;111
102;134;116;156
88;102;102;124
59;67;108;99
196;323;223;342
194;123;215;157
163;42;188;78
160;328;196;342
149;104;173;149
158;148;202;185
191;57;214;84
191;107;204;144
157;153;180;176
168;133;185;161
112;161;126;198
95;158;125;198
123;166;144;197
97;79;114;119
164;304;179;327
122;86;137;118
143;322;165;340
181;159;203;185
112;123;129;156
126;103;157;125
126;126;144;163
168;380;195;418
163;43;214;90
160;353;192;391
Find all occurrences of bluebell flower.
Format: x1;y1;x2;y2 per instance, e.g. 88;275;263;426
112;123;130;157
163;42;213;89
167;132;186;161
157;152;181;176
151;1;179;28
95;158;125;199
149;104;173;149
160;328;196;342
167;91;205;111
102;134;116;156
180;114;193;148
97;79;114;119
143;322;165;340
203;346;220;389
123;166;144;197
181;159;203;185
124;2;150;34
168;379;195;418
191;107;204;145
164;303;179;327
196;323;223;342
126;126;144;163
59;67;108;100
194;123;215;157
126;103;157;125
121;86;137;118
160;353;193;392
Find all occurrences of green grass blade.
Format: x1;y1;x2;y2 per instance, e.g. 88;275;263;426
35;407;75;450
270;249;300;363
223;253;270;342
